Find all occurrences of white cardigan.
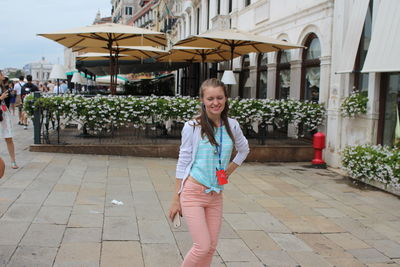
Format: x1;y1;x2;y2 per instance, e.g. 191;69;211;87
175;117;250;192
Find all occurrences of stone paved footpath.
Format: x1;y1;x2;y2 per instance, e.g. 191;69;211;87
0;116;400;267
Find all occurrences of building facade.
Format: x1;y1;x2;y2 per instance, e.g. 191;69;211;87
168;0;400;167
23;57;53;83
111;0;140;24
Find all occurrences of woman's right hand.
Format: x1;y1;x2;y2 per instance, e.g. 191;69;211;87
0;91;8;100
169;198;182;221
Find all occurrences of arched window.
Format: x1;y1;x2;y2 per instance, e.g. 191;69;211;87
302;34;321;103
239;55;250;98
276;49;291;99
354;0;373;94
257;53;268;98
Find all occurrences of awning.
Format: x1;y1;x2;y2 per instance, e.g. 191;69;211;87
362;0;400;73
336;0;370;73
76;59;190;76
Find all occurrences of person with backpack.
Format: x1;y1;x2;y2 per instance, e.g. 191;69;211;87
21;74;39;129
13;75;25;125
0;70;19;169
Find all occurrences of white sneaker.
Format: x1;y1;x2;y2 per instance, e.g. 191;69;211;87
24;125;27;130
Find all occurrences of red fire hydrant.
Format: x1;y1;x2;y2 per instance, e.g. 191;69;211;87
312;132;327;168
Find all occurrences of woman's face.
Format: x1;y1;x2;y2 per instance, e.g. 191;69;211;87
202;86;226;117
0;72;4;82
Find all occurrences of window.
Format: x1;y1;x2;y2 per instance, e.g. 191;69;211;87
239;55;251;98
229;0;232;13
125;6;132;15
245;0;251;7
354;0;373;94
217;0;221;15
379;73;400;147
257;53;268;98
276;50;291;99
302;34;321;103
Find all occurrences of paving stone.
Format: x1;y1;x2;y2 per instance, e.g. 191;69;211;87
222;200;243;213
296;233;355;258
302;216;345;233
219;220;240;239
331;217;386;240
104;204;136;217
225;262;264;267
137;219;175;244
71;204;104;215
0;187;23;204
325;233;371;250
68;213;103;228
264;206;298;221
365;239;400;258
53;184;80;192
0;221;30;245
269;233;313;252
7;246;58;267
230;198;265;212
34;206;72;224
314;207;346;217
20;224;65;247
217;239;258;262
288;251;334;266
223;213;261;231
142;243;182;267
54;242;101;267
252;250;298;267
100;241;144;267
173;231;193;257
63;228;102;243
103;216;139;241
349;248;391;264
325;257;367;267
246;211;291;233
43;191;77;207
237;230;281;251
1;203;41;222
14;190;50;204
0;245;15;266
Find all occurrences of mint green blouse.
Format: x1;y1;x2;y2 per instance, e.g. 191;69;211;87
189;126;233;193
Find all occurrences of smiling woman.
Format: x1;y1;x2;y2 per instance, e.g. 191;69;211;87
169;78;250;267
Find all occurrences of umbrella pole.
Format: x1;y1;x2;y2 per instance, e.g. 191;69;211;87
108;38;116;95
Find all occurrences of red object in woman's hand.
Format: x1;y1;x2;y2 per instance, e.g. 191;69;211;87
216;169;228;185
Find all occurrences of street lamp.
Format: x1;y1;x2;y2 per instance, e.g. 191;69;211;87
71;72;83;93
49;64;66;94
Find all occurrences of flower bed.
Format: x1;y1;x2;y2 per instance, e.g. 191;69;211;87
342;144;400;190
24;94;325;135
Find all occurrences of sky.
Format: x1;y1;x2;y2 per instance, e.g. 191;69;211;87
0;0;111;69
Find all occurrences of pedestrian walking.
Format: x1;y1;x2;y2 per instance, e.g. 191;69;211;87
13;76;25;125
169;78;249;267
8;81;16;115
0;71;19;169
21;75;39;129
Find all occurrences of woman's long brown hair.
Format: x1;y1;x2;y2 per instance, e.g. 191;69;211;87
195;78;235;146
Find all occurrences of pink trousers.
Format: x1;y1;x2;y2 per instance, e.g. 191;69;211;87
180;179;223;267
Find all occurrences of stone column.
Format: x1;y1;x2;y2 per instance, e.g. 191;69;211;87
266;63;277;99
318;56;332;135
289;60;302;100
288;60;302;138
